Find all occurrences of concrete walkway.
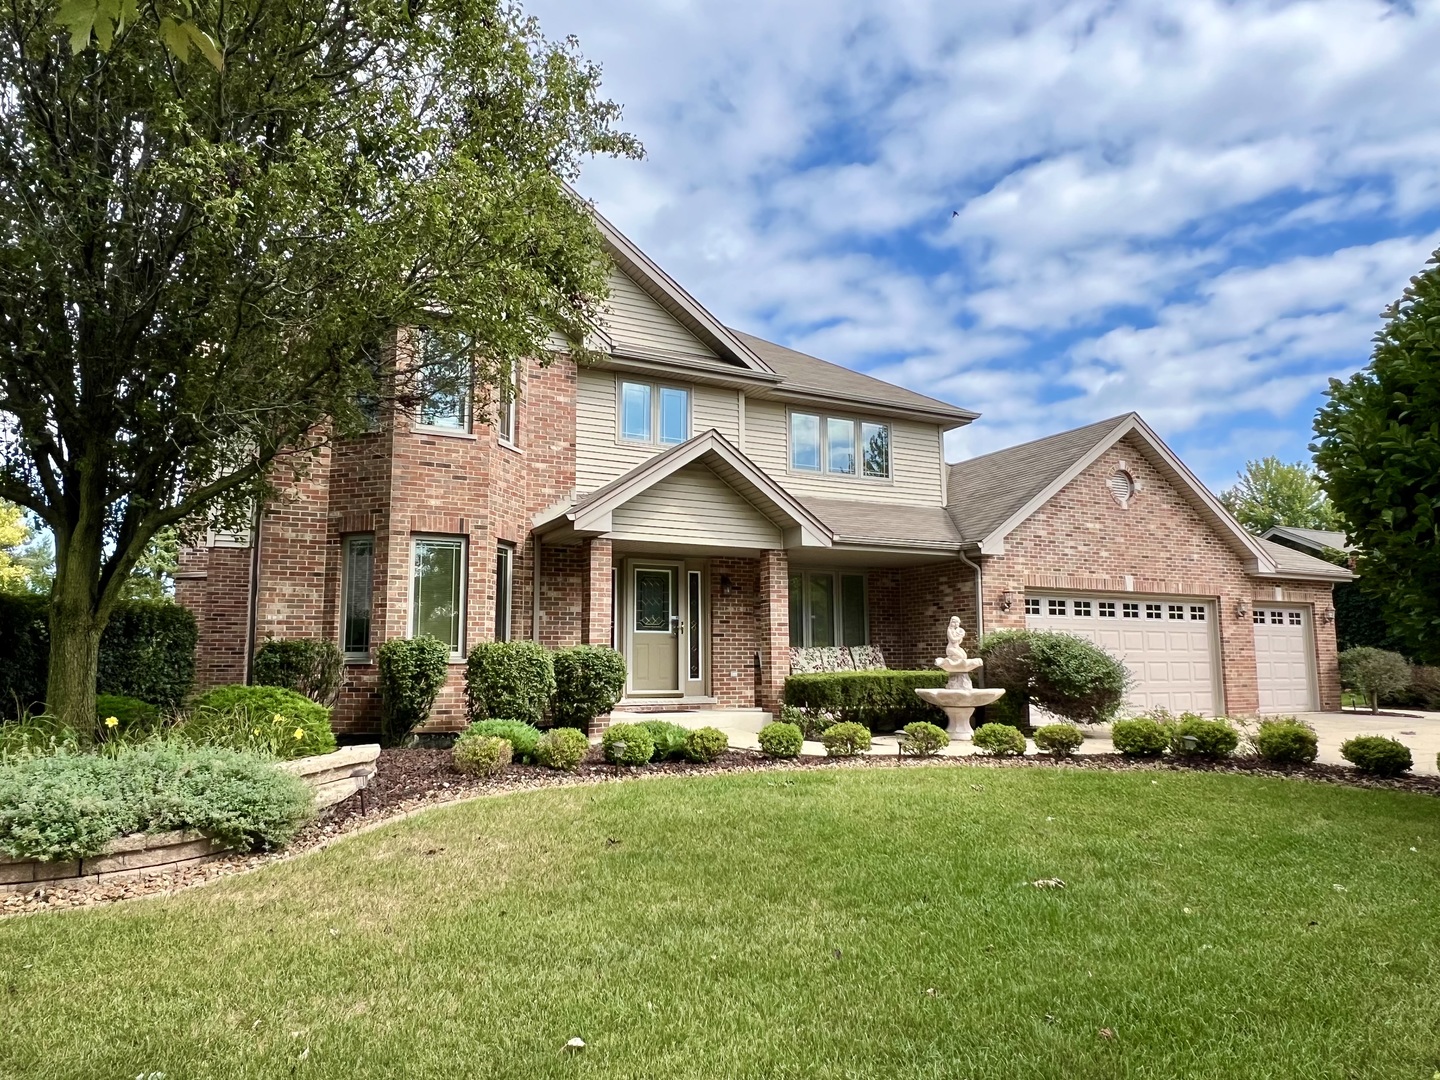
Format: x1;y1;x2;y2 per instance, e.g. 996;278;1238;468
611;706;1440;776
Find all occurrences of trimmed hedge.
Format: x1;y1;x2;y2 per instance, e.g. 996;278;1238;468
1340;735;1412;776
683;726;728;764
1033;723;1084;758
465;641;556;727
377;637;450;746
602;722;654;766
185;685;337;760
251;639;344;705
536;727;590;771
782;670;945;731
453;733;512;777
1168;716;1239;760
900;721;949;757
0;593;197;712
820;721;871;758
464;720;543;764
94;694;162;739
1254;718;1318;765
1111;718;1168;757
552;646;626;730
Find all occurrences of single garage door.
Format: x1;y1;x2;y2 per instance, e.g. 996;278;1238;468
1025;594;1218;715
1253;606;1316;713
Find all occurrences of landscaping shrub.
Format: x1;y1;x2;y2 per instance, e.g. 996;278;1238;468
782;670;945;730
779;702;827;739
464;720;543;764
0;594;198;712
551;646;626;730
185;685;336;760
757;721;803;758
979;629;1131;727
602;722;654;766
1340;735;1413;776
1254;718;1318;765
820;721;872;758
1033;723;1084;758
378;637;450;746
251;638;344;705
453;733;512;777
1338;647;1411;713
637;719;690;761
1110;718;1169;757
465;641;556;727
901;721;949;757
683;726;729;764
1168;715;1239;760
972;722;1026;756
0;745;313;861
1384;665;1440;709
536;727;590;772
94;694;162;739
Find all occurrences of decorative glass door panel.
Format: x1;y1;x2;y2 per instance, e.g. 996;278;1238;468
630;566;680;693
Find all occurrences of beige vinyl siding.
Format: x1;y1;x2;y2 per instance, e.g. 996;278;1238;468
743;398;945;506
575;368;741;493
610;464;783;548
600;270;717;357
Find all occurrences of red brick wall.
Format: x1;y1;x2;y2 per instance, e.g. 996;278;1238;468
709;556;761;707
175;546;252;688
755;550;790;710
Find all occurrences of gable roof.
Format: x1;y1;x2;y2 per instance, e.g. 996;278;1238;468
1259;538;1353;580
1261;525;1353;554
946;413;1283;575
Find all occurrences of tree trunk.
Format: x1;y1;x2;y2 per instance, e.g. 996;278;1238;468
45;529;110;735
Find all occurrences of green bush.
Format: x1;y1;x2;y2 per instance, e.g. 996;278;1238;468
0;594;198;712
0;744;313;861
1169;716;1239;760
1384;665;1440;709
820;721;872;758
1111;718;1169;757
901;721;949;757
536;727;590;772
979;629;1131;726
1253;718;1318;765
464;720;543;764
251;638;344;705
465;641;556;727
185;685;336;760
683;726;728;764
0;710;81;759
1340;735;1412;776
602;722;654;766
972;722;1026;756
779;702;827;739
378;637;450;746
783;670;945;731
453;733;512;777
1033;723;1084;758
551;646;626;730
94;694;162;739
757;721;803;758
637;719;690;761
1338;647;1411;712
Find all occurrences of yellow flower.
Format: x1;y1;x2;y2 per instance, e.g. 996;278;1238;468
293;728;305;741
252;728;261;736
103;716;119;729
273;713;285;725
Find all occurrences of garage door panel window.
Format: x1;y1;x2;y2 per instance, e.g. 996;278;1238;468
1025;597;1041;615
1099;601;1116;617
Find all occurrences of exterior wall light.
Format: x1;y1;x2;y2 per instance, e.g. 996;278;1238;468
1235;600;1250;620
1319;607;1336;625
997;590;1016;612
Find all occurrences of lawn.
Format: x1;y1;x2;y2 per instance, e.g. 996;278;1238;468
2;767;1438;1079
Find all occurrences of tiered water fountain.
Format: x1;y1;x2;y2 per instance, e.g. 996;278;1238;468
914;617;1005;742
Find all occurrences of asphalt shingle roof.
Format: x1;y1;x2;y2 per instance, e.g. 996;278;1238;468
798;496;963;547
1258;538;1352;579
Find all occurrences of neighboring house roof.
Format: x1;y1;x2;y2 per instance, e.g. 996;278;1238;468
1259;538;1353;580
798;496;964;550
731;331;980;427
1260;525;1353;554
533;429;833;547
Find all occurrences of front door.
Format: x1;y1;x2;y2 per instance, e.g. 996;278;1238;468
629;563;681;694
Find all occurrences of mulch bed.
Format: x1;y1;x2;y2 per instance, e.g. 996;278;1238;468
5;746;1436;918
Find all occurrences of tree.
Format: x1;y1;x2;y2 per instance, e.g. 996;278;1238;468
1338;647;1411;713
0;500;32;590
1313;250;1440;663
0;0;640;729
1219;457;1341;535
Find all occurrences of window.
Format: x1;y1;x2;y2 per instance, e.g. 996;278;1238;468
1168;604;1184;620
496;363;518;446
1099;601;1116;617
788;411;890;478
788;571;867;647
1288;611;1303;626
341;534;374;657
1074;600;1093;617
1271;610;1284;624
1145;603;1162;619
1123;602;1139;618
688;571;702;681
1048;598;1066;616
619;380;689;445
494;543;514;642
1253;609;1265;624
1025;597;1041;615
411;537;465;655
417;329;472;431
1190;606;1206;621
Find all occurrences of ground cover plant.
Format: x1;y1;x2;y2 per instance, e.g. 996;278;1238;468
2;768;1437;1079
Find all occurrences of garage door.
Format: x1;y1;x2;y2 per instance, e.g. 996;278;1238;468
1025;594;1218;715
1253;607;1316;713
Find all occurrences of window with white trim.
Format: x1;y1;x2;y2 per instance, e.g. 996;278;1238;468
1048;598;1066;616
1099;601;1116;617
411;537;466;655
341;534;374;658
1025;597;1041;615
788;571;867;647
619;380;690;445
416;329;473;431
494;543;514;642
496;363;518;446
788;411;890;478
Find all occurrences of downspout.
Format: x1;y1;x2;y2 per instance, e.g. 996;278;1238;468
530;540;542;643
957;547;984;641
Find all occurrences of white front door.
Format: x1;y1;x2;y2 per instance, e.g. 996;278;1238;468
628;563;682;694
1254;606;1316;713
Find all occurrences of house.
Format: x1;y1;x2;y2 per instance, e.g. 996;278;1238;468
175;207;1350;732
1261;526;1353;558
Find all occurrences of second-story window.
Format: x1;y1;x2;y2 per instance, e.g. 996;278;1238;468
496;362;518;446
417;329;472;431
790;411;891;478
619;380;690;445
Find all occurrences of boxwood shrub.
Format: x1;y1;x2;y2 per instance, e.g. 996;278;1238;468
1254;718;1318;765
1111;718;1169;757
782;670;946;731
453;733;512;777
185;685;337;760
602;722;654;766
1340;735;1412;776
377;637;450;746
972;722;1026;756
251;638;344;705
465;641;556;727
901;721;949;757
757;721;803;758
552;646;626;730
1168;715;1239;760
536;727;590;772
464;720;543;764
683;726;728;764
1033;723;1084;758
820;721;872;758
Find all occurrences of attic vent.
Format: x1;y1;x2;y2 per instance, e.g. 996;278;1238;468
1107;469;1137;508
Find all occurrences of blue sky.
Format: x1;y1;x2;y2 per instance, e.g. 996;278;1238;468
526;0;1440;490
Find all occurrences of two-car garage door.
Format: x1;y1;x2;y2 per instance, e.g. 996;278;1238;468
1025;595;1218;715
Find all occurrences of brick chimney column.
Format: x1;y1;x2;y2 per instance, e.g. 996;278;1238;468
756;549;790;712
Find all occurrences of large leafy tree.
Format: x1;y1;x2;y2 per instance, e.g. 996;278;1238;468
1313;250;1440;664
0;0;639;729
1219;457;1341;535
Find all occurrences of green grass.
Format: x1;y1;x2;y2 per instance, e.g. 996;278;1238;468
2;767;1439;1078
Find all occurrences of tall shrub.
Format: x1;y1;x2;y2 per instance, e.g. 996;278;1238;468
979;630;1130;727
378;637;450;746
1338;647;1411;713
552;645;626;730
251;639;344;705
465;641;556;727
782;670;946;730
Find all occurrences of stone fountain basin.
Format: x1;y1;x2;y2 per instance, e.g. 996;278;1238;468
915;687;1006;709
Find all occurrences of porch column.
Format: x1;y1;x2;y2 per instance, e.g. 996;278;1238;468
581;538;613;647
756;549;789;712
